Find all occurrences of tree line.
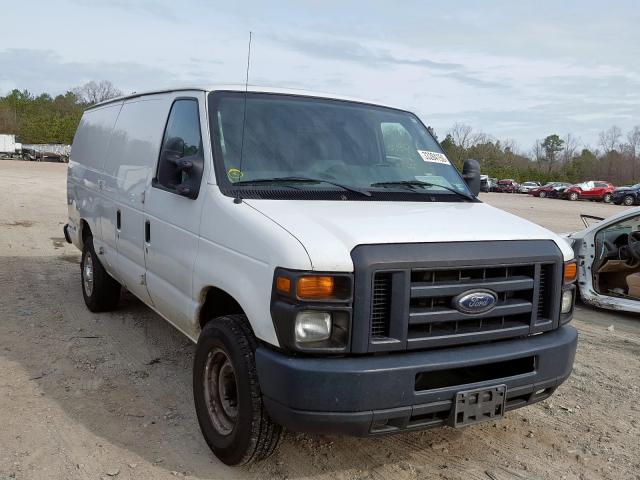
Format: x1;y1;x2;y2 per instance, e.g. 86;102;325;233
439;123;640;186
0;81;121;144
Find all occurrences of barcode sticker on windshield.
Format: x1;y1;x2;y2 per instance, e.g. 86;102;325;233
418;150;450;164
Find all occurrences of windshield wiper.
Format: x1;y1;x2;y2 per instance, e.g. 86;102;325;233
370;180;475;202
233;176;372;197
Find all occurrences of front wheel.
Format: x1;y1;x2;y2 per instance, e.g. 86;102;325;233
194;315;281;466
539;191;547;198
603;193;612;203
624;195;635;206
569;192;578;201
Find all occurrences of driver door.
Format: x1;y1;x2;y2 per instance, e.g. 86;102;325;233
143;93;207;333
592;214;640;299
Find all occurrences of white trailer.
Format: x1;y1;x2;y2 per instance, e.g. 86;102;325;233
0;134;21;159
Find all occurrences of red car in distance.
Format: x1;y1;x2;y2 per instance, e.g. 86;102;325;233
494;179;519;193
562;181;615;202
530;182;571;198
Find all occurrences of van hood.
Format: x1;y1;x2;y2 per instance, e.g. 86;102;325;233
245;200;574;271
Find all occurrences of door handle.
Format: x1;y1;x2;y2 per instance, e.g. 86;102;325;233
116;209;121;230
145;220;151;243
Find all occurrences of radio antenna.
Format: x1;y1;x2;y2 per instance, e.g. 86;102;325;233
235;31;252;203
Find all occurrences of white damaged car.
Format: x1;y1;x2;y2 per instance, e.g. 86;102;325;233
566;208;640;312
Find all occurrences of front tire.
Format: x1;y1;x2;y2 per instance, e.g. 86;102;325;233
194;315;281;466
623;195;634;206
603;193;612;203
81;237;121;312
569;192;578;201
539;191;547;198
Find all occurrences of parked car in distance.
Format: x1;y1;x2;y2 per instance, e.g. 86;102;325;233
611;183;640;206
530;182;571;198
495;179;519;193
563;181;615;202
480;175;497;192
518;181;541;193
64;85;578;466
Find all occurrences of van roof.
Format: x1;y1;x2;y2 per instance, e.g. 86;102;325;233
87;84;398;111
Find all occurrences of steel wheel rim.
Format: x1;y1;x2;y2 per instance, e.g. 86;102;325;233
625;196;633;206
83;252;94;297
203;348;239;435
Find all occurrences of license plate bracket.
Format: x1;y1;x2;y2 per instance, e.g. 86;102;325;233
453;384;507;427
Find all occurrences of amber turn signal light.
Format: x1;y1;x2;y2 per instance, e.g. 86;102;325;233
563;261;577;283
276;276;291;294
297;276;335;299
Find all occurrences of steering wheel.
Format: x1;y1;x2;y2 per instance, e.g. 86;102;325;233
602;239;618;259
625;231;640;264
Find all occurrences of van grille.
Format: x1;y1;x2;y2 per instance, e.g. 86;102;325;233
371;273;392;338
369;262;556;351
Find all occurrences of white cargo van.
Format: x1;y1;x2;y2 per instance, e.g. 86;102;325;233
65;86;578;466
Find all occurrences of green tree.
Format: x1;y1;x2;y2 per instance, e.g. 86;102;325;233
0;82;120;144
541;134;564;173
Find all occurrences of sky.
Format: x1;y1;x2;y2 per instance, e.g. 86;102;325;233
1;0;639;150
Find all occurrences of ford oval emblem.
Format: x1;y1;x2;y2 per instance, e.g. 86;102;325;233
453;289;498;314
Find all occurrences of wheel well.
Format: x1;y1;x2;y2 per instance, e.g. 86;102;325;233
198;287;245;328
80;220;92;247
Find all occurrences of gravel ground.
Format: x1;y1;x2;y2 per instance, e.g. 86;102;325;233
0;160;638;480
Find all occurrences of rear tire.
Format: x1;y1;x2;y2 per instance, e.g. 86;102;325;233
194;315;281;466
81;236;121;312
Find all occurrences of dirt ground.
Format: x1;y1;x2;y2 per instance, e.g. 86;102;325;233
0;160;638;480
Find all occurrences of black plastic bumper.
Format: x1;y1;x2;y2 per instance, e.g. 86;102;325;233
63;224;72;244
256;325;577;436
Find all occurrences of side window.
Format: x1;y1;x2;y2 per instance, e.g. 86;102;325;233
155;99;204;198
595;214;640;261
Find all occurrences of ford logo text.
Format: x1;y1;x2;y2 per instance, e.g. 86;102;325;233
453;289;498;314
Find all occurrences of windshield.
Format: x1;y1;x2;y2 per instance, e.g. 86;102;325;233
208;92;472;200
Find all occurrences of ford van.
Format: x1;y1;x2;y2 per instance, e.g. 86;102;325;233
64;86;578;465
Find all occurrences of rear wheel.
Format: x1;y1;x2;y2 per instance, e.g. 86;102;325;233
603;193;612;203
81;236;121;312
624;195;635;206
194;315;281;466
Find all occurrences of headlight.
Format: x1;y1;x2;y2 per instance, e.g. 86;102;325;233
561;289;573;314
271;268;352;353
295;311;332;342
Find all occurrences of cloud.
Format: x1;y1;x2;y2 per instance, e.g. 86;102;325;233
267;34;508;91
268;34;462;70
0;49;185;95
71;0;178;21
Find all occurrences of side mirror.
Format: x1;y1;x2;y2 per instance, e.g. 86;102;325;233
462;159;481;196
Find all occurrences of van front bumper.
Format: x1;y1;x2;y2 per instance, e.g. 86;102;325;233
255;325;577;436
